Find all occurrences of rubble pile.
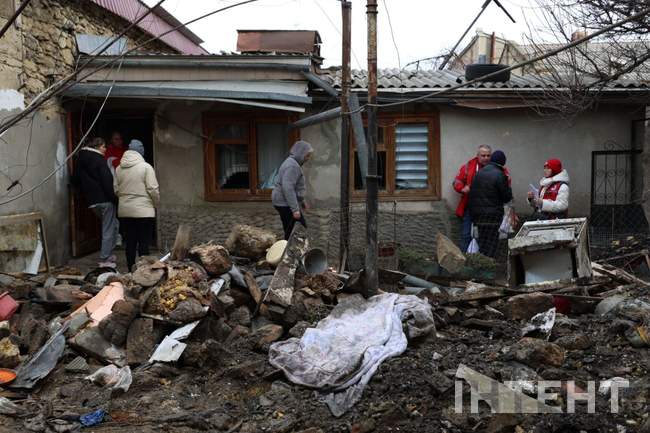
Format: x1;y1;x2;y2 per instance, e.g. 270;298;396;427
0;224;649;432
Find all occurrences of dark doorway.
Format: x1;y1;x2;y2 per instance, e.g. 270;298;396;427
67;109;155;257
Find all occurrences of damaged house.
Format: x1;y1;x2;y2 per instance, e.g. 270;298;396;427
0;0;206;267
2;7;650;269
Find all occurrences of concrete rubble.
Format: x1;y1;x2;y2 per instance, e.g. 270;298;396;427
0;221;648;431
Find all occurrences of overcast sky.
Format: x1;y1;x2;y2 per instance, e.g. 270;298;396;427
144;0;546;68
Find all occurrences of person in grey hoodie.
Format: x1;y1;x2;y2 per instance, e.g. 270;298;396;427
114;139;160;271
272;140;314;240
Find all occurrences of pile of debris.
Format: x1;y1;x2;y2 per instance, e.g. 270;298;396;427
0;220;649;432
0;223;437;431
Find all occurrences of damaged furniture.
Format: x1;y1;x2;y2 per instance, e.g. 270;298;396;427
508;218;592;286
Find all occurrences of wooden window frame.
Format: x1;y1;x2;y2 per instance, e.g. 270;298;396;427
203;112;299;201
351;112;441;200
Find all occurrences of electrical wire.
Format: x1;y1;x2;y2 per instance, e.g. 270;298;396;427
343;5;650;114
0;0;168;140
0;0;263;206
381;0;401;70
0;60;123;206
312;0;363;70
0;0;261;138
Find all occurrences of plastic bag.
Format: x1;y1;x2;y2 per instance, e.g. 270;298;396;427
467;238;480;254
499;206;516;239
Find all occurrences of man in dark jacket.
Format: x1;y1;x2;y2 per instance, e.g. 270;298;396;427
467;150;513;258
73;137;118;267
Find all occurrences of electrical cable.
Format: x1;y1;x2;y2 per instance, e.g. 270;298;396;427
0;0;168;139
342;5;650;114
0;60;123;206
381;0;401;70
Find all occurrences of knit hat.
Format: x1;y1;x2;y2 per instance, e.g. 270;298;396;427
490;150;506;166
129;139;145;157
544;159;562;176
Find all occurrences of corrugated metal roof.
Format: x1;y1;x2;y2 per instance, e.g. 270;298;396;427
89;0;208;55
320;68;650;91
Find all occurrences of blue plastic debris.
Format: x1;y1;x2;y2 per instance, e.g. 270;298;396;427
79;409;106;427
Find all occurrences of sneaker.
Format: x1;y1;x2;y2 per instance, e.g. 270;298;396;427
98;261;117;269
107;254;117;263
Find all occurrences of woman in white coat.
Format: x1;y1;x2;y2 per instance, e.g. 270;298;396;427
527;158;570;220
114;140;160;271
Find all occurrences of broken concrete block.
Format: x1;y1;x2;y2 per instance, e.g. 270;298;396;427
70;327;126;367
511;337;565;368
289;321;310;338
229;306;252;328
252;324;283;347
436;232;466;274
553;334;593;351
0;337;20;368
168;298;206;323
20;317;48;355
132;265;165;287
244;272;263;305
502;292;554;320
65;356;90;373
225;224;277;260
126;319;155;365
267;224;309;308
189;244;232;276
98;300;139;346
226;325;251;344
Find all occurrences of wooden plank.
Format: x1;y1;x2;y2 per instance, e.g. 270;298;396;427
0;212;43;226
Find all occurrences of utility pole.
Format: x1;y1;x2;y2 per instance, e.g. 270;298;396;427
339;0;352;272
365;0;378;296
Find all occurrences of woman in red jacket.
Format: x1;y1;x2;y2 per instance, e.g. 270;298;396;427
527;159;570;220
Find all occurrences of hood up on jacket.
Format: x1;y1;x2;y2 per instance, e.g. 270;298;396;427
540;169;570;187
120;150;145;169
289;140;314;165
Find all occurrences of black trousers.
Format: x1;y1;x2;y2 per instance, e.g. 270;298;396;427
274;206;307;240
121;217;154;271
472;213;502;259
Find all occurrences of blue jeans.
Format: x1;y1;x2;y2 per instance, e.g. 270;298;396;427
90;202;118;261
459;211;472;253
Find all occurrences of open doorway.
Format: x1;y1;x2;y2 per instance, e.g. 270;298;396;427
67;108;155;257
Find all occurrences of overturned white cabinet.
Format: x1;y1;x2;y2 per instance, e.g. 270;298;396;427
508;218;592;287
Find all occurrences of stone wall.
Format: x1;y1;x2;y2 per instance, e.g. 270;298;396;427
2;0;176;102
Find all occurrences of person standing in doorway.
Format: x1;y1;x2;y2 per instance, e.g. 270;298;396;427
453;144;493;252
467;150;513;258
73;137;118;268
105;131;127;173
114;139;160;272
272;140;314;240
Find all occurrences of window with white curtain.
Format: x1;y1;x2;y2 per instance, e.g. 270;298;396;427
203;114;297;200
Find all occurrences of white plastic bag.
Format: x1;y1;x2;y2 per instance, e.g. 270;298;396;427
499;206;516;239
467;238;480;254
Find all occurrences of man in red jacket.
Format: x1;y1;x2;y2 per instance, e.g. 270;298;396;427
453;144;493;252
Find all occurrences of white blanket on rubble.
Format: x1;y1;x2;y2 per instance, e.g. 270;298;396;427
268;293;435;417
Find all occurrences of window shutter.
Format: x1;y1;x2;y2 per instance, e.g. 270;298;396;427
395;123;429;190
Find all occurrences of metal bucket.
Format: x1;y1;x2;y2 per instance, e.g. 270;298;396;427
302;248;328;275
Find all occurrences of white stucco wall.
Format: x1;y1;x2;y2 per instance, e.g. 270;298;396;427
439;104;645;216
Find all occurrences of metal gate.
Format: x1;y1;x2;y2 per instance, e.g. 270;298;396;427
590;148;647;245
